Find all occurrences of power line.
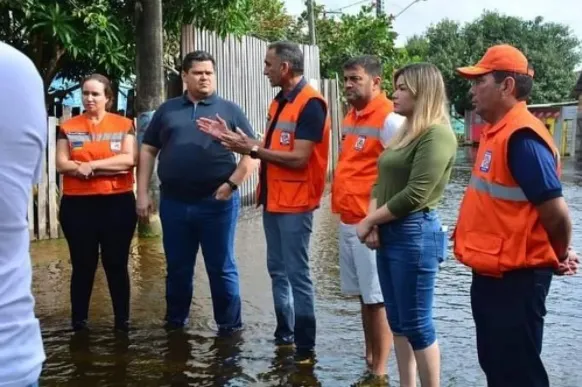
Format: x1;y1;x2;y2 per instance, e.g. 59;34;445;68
327;0;373;13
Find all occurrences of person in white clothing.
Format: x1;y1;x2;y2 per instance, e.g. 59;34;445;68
0;42;46;387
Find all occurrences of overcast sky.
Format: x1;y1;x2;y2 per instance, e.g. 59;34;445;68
283;0;582;50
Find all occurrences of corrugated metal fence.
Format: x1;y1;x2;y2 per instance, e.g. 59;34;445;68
181;26;342;206
29;28;343;240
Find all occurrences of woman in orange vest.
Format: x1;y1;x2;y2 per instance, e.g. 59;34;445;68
356;63;457;387
56;74;137;332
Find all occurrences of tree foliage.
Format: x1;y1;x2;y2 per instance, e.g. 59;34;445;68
408;11;582;115
290;3;402;93
246;0;294;42
0;0;132;101
0;0;253;104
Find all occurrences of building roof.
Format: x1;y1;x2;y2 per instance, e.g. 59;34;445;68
528;101;578;109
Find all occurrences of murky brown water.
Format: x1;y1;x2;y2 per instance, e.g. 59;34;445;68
33;148;582;387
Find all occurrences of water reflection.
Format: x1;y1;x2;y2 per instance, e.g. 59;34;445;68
32;148;582;386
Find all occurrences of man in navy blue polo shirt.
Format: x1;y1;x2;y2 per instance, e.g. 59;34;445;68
136;50;257;334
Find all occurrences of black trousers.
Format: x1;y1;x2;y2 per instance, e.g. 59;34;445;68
471;268;553;387
59;192;137;327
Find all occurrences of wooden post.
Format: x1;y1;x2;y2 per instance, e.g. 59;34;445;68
47;117;59;239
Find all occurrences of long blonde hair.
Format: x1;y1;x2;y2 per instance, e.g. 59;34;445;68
388;63;452;149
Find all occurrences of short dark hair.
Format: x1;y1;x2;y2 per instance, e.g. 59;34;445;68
492;70;533;101
343;55;383;77
182;50;216;72
82;73;114;111
267;41;304;75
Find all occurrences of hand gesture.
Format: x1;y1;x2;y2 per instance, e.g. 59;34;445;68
197;114;229;140
220;127;254;154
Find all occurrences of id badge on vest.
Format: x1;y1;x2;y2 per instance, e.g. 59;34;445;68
110;140;122;152
479;150;492;172
280;131;291;146
354;135;366;151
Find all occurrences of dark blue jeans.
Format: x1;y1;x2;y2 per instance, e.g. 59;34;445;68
471;268;553;387
263;211;316;352
159;192;242;331
377;210;446;350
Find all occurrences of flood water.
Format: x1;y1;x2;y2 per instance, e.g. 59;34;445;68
33;148;582;387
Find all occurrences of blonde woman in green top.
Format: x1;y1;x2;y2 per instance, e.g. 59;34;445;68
356;63;458;387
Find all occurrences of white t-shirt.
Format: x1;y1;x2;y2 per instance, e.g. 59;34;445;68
380;112;406;148
0;42;46;387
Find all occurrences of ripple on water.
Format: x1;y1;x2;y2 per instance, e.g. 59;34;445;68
32;149;582;386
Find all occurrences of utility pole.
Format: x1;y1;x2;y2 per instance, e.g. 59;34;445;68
376;0;385;17
135;0;164;237
307;0;316;45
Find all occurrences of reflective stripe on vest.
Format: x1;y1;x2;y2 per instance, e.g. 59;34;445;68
453;101;560;276
275;121;296;132
60;113;134;196
469;175;528;202
67;132;126;143
259;83;330;213
341;126;381;138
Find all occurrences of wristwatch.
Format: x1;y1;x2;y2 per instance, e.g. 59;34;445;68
226;179;238;191
249;144;260;159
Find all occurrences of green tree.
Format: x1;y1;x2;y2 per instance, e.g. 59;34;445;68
408;11;582;115
247;0;294;42
291;3;400;93
162;0;252;71
0;0;132;103
0;0;254;104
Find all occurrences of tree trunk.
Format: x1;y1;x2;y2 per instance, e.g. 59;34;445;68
135;0;164;237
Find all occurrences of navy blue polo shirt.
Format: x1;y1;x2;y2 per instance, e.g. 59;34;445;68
507;129;562;205
143;92;256;201
258;77;327;206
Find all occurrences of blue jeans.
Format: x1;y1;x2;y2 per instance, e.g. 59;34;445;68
263;211;316;351
160;192;242;331
377;210;445;350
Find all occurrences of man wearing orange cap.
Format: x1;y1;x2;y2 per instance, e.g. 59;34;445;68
453;44;578;387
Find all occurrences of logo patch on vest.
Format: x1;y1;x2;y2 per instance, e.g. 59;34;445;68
110;141;122;151
480;150;492;172
71;141;84;149
280;131;291;146
354;136;366;151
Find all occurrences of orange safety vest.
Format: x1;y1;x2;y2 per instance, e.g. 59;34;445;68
60;113;135;196
331;93;394;224
453;102;561;277
257;83;331;213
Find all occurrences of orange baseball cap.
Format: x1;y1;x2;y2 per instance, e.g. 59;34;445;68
457;44;534;78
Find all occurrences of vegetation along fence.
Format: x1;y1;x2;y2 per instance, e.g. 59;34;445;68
29;29;344;240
